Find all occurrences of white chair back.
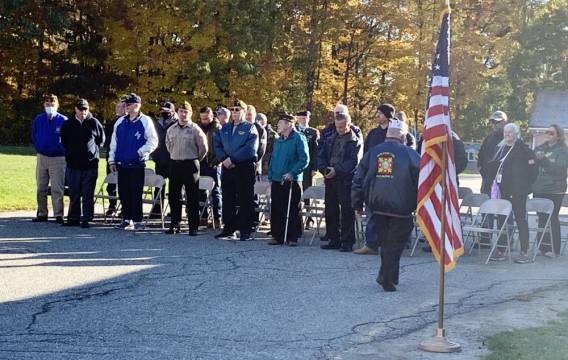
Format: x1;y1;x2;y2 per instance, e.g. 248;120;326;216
461;193;489;208
199;176;215;191
302;185;325;200
254;181;271;196
144;174;165;188
103;172;118;185
479;199;512;217
526;198;555;215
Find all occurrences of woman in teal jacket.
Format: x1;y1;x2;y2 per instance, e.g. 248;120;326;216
533;124;568;256
267;113;309;246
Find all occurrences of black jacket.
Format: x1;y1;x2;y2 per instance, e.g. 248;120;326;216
151;116;176;165
352;139;420;217
533;142;568;194
416;132;467;175
60;113;105;170
297;125;319;173
317;128;363;179
478;131;503;194
364;126;416;153
490;140;538;196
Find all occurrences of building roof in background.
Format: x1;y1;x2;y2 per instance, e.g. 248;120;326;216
529;91;568;129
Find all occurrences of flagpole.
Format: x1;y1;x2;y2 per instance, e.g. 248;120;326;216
419;0;461;353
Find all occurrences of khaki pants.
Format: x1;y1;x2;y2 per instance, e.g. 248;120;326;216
36;154;66;217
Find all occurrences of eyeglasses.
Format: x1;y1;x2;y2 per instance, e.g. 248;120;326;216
546;131;557;135
231;108;241;112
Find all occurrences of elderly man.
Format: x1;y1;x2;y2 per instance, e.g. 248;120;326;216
317;111;363;252
267;113;309;246
60;98;105;228
165;101;208;236
109;93;158;231
214;99;259;241
352;120;420;292
31;94;67;223
198;106;223;229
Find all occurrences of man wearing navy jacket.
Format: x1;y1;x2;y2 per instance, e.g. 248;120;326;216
109;93;158;231
352;120;420;292
60;99;105;228
317;111;363;252
214;99;259;241
31;94;68;224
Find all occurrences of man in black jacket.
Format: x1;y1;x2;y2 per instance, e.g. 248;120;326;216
151;101;177;216
318;111;363;252
352;120;419;292
60;98;105;228
103;99;126;216
478;110;508;195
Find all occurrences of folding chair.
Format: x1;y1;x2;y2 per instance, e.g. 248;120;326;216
301;185;325;245
527;197;555;261
463;199;513;264
559;194;568;255
142;173;165;229
460;193;490;225
458;187;473;201
94;172;121;222
251;181;271;239
409;213;423;256
198;176;216;229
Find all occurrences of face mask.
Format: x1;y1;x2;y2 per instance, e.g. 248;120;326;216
45;106;56;116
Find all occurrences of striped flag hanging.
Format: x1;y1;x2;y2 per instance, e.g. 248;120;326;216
416;6;464;271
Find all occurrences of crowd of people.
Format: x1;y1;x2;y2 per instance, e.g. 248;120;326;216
30;93;568;291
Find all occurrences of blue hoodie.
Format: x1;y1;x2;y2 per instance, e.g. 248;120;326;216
31;112;67;157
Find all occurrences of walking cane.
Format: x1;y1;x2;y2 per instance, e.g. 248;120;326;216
283;180;293;245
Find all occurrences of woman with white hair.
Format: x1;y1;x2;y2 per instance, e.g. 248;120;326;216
488;123;538;263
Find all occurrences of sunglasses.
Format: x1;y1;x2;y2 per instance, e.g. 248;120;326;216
77;107;88;111
230;107;241;112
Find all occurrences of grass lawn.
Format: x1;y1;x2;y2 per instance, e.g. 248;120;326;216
0;146;120;212
484;310;568;360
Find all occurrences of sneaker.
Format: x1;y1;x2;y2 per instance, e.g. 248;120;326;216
32;216;48;223
215;231;236;239
514;253;532;264
132;222;145;231
115;220;131;229
353;246;378;255
489;251;506;262
544;251;555;259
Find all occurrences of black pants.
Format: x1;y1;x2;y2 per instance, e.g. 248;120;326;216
66;166;98;222
498;193;529;253
270;181;303;243
169;159;200;230
105;161;117;209
221;162;256;235
534;193;564;255
153;161;170;212
302;170;313;222
324;177;355;246
118;166;145;222
376;215;414;286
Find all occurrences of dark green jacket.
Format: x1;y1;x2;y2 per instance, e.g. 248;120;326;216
533;142;568;194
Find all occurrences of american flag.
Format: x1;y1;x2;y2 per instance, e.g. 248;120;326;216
416;6;464;271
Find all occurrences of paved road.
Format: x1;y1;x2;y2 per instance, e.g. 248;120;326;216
1;207;568;359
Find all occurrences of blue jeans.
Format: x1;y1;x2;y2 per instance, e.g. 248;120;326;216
200;163;221;221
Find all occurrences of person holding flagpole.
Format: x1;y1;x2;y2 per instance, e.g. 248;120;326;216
352;120;419;291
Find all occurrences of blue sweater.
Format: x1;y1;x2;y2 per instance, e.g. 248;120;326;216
109;113;158;168
214;121;259;164
31;112;67;157
268;130;309;182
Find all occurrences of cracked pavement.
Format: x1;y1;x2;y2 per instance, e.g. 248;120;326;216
1;211;568;360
